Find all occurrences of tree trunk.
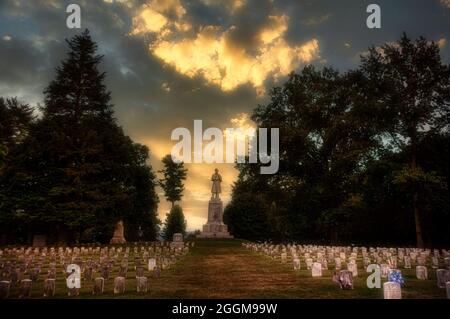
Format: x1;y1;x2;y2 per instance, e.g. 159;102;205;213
410;130;424;248
413;192;424;248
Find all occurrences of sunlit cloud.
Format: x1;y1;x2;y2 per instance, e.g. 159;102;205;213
151;27;320;94
129;2;321;94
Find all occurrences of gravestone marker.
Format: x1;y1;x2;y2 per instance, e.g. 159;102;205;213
114;277;126;294
416;266;428;280
0;281;10;299
136;276;148;293
293;258;301;270
19;279;32;298
148;258;156;271
93;277;104;295
171;233;184;249
383;282;401;299
436;269;450;288
43;278;55;297
312;262;322;277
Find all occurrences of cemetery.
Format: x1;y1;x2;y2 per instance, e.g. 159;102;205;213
0;239;449;299
1;3;449;303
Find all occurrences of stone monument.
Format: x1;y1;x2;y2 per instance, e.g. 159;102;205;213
171;232;184;248
110;220;126;244
198;169;233;238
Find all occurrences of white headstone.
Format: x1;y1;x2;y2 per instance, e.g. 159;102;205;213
148;258;156;271
383;282;402;299
416;266;428;280
293;258;301;270
312;262;322;277
347;261;358;277
436;269;450;288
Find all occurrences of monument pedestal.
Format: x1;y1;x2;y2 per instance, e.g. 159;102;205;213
110;220;126;244
198;198;233;238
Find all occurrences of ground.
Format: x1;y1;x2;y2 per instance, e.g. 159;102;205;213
4;239;447;298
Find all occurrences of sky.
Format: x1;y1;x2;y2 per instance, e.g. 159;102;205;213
1;0;449;231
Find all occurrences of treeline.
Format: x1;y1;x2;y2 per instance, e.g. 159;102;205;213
224;34;450;248
0;31;161;244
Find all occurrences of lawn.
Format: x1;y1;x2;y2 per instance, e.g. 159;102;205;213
2;239;447;299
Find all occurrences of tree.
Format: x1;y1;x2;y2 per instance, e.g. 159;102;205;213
0;30;160;243
159;154;187;207
162;204;186;240
249;66;378;241
360;33;450;247
0;97;34;154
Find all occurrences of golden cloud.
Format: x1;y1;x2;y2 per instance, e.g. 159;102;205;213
152;26;320;93
130;3;320;94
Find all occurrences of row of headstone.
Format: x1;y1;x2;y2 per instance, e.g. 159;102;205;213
244;242;450;299
0;241;191;298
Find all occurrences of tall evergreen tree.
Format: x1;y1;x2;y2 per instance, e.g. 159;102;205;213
159;154;187;207
163;204;186;240
0;30;159;243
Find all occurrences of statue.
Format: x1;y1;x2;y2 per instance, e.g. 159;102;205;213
198;168;233;238
211;168;222;200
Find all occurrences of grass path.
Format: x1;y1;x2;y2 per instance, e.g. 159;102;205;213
144;239;445;299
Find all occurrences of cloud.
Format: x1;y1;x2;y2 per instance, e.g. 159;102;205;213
301;13;331;27
129;2;321;94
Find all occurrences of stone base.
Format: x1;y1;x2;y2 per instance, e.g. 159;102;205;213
109;237;126;244
197;223;233;238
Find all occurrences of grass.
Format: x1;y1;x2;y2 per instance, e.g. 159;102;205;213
2;239;447;299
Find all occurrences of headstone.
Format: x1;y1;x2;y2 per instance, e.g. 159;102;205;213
404;256;411;269
43;278;56;297
0;281;10;299
148;258;156;271
293;258;301;270
113;276;126;294
119;263;128;278
306;258;313;270
347;261;358;277
445;257;450;268
280;252;287;264
19;279;32;298
136;276;148;293
312;262;322;277
416;266;428;280
101;266;109;280
136;266;145;277
84;267;93;281
446;282;450;299
334;257;342;270
380;264;390;278
383;282;402;299
171;233;184;249
93;277;104;295
436;269;450;288
432;257;439;269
